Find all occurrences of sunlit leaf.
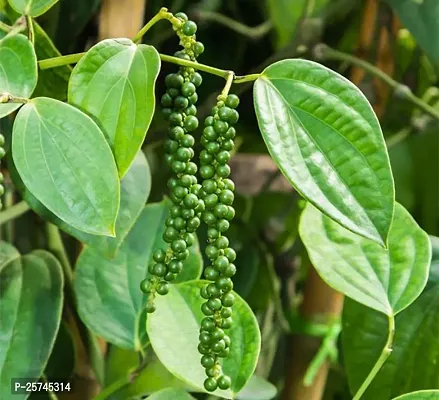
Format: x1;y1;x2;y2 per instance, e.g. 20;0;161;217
147;281;261;397
254;59;394;245
300;202;431;315
69;38;160;177
12;97;120;236
0;34;37;118
7;0;58;16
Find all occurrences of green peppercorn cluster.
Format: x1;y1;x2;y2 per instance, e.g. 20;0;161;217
197;94;240;392
140;13;205;313
0;133;5;209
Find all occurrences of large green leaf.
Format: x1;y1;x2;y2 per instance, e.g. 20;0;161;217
267;0;328;48
105;346;276;400
0;250;63;400
12;97;120;236
148;389;195;400
0;34;37;118
386;0;439;65
254;59;394;246
68;38;160;177
392;391;439;400
11;151;151;258
300;202;431;315
33;20;71;100
342;255;439;400
147;281;261;398
74;201;203;350
7;0;58;16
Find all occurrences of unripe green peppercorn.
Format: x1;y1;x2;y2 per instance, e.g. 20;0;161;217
182;20;197;36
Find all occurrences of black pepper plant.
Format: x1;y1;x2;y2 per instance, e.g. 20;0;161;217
0;2;437;400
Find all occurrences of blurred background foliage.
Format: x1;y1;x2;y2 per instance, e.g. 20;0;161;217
1;0;438;399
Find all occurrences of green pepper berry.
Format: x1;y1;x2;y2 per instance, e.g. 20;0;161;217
204;193;219;208
203;211;217;225
189;92;198;104
218;106;233;121
217;375;231;390
219;190;234;205
161;93;173;107
216;277;233;291
186;104;197;115
182;81;196;97
207;228;220;240
201;302;214;316
204;377;217;392
175;12;188;20
223;264;237;278
168;260;183;274
201;355;215;368
216;164;231;178
221;292;235;307
206;142;220;154
205;116;214;126
221;307;232;318
215;236;229;249
205;267;220;280
187;216;201;231
191;72;203;87
169;112;183;125
201;317;216;332
153;263;167;277
180;134;195;147
146;303;156;313
140;279;151;293
221;139;234;151
211;339;226;353
213;204;228;219
174;95;189;109
173;217;186;230
157;282;170;295
206;244;220;259
214;256;229;271
198;343;209;354
213;120;228;134
211;327;225;341
153;249;166;262
199;331;212;344
182;20;197;36
200;165;215;179
200;150;214;165
184;115;199;131
202;179;217;194
175;249;190;260
164;227;179;242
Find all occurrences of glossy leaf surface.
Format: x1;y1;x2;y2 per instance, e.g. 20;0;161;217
254;59;394;245
0;251;63;399
0;34;37;118
392;391;439;400
69;38;160;177
386;0;439;65
12;97;120;236
342;255;439;400
300;202;431;315
147;281;261;397
33;21;71;100
12;151;150;257
74;201;203;350
148;389;195;400
8;0;58;16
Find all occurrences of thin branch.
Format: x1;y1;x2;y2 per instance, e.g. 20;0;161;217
194;10;272;40
0;201;30;225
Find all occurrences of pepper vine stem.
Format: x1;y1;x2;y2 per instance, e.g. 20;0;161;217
314;44;439;122
0;92;29;104
352;314;395;400
194;10;272;40
38;53;261;84
0;200;30;225
25;15;34;44
132;7;177;44
0;21;11;33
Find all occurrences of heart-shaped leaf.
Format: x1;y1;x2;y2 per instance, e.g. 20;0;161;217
12;97;120;236
147;281;261;398
0;250;63;400
299;202;431;315
386;0;439;65
33;20;71;100
68;38;160;177
236;375;277;400
0;34;37;118
392;391;439;400
7;0;58;16
342;240;439;399
74;200;203;350
254;59;394;246
148;389;196;400
11;151;151;258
